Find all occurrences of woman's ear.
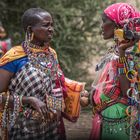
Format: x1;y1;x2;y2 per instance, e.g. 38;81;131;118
26;26;32;33
25;26;34;42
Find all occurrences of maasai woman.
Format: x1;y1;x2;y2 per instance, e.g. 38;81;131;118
81;3;140;140
0;8;83;140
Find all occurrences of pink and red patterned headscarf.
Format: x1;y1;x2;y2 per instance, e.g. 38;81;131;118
104;3;140;26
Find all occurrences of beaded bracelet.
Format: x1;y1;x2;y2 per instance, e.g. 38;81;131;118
117;63;124;68
117;64;127;74
1;92;10;128
126;69;138;82
125;106;137;118
118;67;125;74
127;87;137;99
3;92;10;111
10;95;20;128
117;57;129;74
118;57;127;63
118;56;129;70
135;93;140;103
19;95;24;107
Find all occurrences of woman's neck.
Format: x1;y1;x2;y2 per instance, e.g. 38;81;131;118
31;40;50;48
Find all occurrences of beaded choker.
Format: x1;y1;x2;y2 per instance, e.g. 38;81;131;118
29;42;49;50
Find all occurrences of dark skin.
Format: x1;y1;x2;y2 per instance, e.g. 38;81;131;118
0;12;56;120
101;13;116;40
81;13;135;106
30;12;54;46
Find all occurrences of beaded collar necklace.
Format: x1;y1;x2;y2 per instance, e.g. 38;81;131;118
22;41;58;74
22;41;63;112
29;42;49;50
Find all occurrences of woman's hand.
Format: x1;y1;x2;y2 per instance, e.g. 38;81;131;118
80;90;89;97
29;97;48;119
80;96;89;107
23;96;50;119
80;90;90;107
29;97;58;121
118;40;135;56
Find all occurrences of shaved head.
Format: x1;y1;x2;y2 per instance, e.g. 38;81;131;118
21;8;51;31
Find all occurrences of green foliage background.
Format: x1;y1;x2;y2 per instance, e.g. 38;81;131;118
0;0;122;84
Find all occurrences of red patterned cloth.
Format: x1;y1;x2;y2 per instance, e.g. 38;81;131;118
104;3;140;26
93;60;128;105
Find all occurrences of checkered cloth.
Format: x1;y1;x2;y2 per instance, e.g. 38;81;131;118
8;61;64;140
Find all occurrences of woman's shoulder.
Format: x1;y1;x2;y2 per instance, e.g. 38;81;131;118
0;45;26;66
49;47;58;59
0;56;28;73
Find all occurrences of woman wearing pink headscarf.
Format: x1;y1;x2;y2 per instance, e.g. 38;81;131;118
81;3;140;140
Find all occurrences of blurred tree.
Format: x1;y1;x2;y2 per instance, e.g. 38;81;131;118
0;0;117;82
46;0;117;81
136;0;140;8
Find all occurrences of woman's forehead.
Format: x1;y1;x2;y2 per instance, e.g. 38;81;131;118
102;13;115;23
102;13;109;20
35;12;52;22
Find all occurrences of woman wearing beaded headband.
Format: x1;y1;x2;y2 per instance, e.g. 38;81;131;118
80;3;140;140
0;8;78;140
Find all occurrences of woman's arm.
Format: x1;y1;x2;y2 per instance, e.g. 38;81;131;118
0;69;13;92
0;69;50;118
119;74;130;96
118;41;135;96
0;69;15;108
80;89;96;107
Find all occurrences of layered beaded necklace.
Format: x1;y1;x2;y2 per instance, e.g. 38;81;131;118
22;41;63;112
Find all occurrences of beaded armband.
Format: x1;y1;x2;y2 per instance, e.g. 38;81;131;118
118;67;125;74
117;57;128;75
19;95;24;107
118;57;126;63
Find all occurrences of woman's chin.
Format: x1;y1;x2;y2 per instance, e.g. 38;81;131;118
102;35;111;40
102;36;107;40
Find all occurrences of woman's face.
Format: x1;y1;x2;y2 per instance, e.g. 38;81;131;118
101;13;116;40
31;12;54;45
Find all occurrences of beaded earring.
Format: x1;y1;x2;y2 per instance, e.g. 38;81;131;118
30;32;34;41
25;29;34;43
24;27;35;54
